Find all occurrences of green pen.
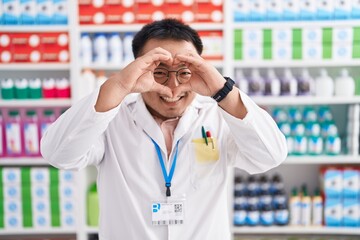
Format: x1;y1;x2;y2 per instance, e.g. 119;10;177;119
201;126;208;145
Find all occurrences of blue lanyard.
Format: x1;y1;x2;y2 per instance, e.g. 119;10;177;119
151;139;180;197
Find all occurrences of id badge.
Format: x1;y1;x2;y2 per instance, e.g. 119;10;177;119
152;195;185;226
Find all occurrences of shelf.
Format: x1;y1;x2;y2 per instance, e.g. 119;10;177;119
232;226;360;235
0;228;76;235
79;23;224;33
252;96;360;106
233;20;360;29
285;155;360;165
233;60;360;68
0;63;70;71
0;158;49;166
85;227;98;234
0;99;72;107
0;25;69;32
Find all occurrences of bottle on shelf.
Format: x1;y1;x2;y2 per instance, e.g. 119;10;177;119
311;187;323;226
23;109;40;156
28;78;42;99
40;109;56;138
234;176;247;226
248;68;263;96
1;78;15;100
315;68;334;97
281;68;297;96
14;78;29;99
289;187;301;226
93;33;108;65
297;68;314;96
55;77;71;98
300;184;311;226
235;69;248;94
80;33;93;65
123;33;134;65
0;110;5;157
334;68;355;97
5;110;23;157
264;68;280;96
108;33;123;65
42;78;56;98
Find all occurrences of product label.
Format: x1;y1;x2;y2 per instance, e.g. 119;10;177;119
5;123;21;155
24;122;39;154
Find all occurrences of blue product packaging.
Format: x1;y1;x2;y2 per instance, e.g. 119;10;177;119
52;0;67;24
36;0;52;24
351;0;360;18
282;0;299;20
233;0;249;21
325;198;343;226
333;0;351;19
20;0;36;24
316;0;334;20
249;0;266;21
266;0;282;21
343;198;360;227
3;0;20;24
299;0;316;20
324;169;343;199
343;168;360;199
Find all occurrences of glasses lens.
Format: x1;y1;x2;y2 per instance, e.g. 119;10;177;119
177;68;192;83
153;68;168;84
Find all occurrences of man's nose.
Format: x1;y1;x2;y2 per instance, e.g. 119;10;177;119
166;72;180;88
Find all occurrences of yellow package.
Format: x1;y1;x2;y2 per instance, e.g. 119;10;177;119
191;138;219;163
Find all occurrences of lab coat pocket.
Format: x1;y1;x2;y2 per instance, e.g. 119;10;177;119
190;138;222;188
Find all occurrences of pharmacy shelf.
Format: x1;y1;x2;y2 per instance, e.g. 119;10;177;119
0;228;76;235
233;60;360;68
79;23;224;32
233;20;360;29
232;226;360;235
285;155;360;165
0;25;69;32
86;227;98;234
252;96;360;106
0;158;49;166
0;99;72;107
0;63;70;71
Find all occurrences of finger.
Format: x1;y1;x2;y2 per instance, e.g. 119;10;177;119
151;82;173;97
174;54;204;68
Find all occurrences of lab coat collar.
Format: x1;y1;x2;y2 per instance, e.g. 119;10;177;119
131;94;202;154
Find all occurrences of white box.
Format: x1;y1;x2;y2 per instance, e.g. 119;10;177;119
282;0;300;20
333;27;353;43
4;185;21;199
265;0;282;20
325;198;343;226
59;184;75;200
317;0;334;19
33;214;50;228
273;43;291;60
60;170;76;183
303;28;322;43
299;0;317;19
32;199;50;215
31;184;49;199
352;0;360;18
243;43;262;61
303;43;322;60
3;168;21;184
333;0;351;19
61;199;75;214
2;0;20;24
324;169;343;198
333;43;352;60
36;0;53;24
31;167;49;184
233;0;250;21
343;169;360;198
61;214;76;228
343;199;359;226
4;199;22;215
20;0;36;24
249;0;266;21
5;214;23;229
243;29;262;44
273;28;291;43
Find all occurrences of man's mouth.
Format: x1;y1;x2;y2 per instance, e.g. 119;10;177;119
161;95;184;103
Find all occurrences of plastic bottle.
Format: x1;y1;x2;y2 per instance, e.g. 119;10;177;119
28;78;42;99
5;110;23;156
270;174;284;195
248;68;263;96
81;69;96;99
234;176;247;226
311;188;323;226
289;187;301;226
80;33;93;65
298;68;314;96
246;201;260;226
14;78;29;99
123;33;134;65
23;110;40;156
93;33;108;65
300;184;311;226
55;77;71;98
42;78;56;98
40;109;56;138
281;68;297;96
1;78;15;99
0;111;5;157
260;204;274;226
324;123;341;155
235;69;248;94
334;68;355;96
108;33;123;65
274;202;289;226
264;68;280;96
315;69;334;97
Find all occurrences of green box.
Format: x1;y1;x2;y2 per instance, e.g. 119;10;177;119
292;28;302;44
263;44;272;60
234;29;242;43
322;44;332;59
234;46;243;60
263;29;272;44
353;27;360;42
355;78;360;95
322;28;333;44
353;42;360;59
292;44;302;60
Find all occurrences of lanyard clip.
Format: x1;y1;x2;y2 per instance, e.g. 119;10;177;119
165;183;171;197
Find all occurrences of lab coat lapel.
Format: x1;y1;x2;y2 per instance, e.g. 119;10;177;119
132;95;167;153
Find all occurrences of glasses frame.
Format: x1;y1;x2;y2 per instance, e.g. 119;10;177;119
153;67;192;85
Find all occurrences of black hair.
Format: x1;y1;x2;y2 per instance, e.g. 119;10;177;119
132;19;203;58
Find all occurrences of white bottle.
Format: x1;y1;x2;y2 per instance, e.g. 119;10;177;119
334;68;355;96
80;33;93;66
93;33;108;65
108;33;123;65
123;33;134;65
298;68;314;96
80;69;96;99
281;68;297;96
235;69;248;94
265;68;281;96
315;69;334;97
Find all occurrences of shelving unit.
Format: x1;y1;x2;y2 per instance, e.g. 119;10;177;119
1;1;360;240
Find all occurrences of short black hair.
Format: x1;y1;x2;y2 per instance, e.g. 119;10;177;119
132;19;203;58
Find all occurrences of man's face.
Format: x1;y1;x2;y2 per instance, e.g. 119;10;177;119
140;39;197;120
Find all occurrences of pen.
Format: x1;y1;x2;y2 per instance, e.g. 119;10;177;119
201;126;208;145
206;131;215;150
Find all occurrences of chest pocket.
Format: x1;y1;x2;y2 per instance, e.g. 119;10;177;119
190;138;224;189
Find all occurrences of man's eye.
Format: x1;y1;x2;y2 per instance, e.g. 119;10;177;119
153;71;167;77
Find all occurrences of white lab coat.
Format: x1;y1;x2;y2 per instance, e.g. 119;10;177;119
41;89;287;240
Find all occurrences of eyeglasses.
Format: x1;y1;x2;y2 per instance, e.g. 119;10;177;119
153;67;192;85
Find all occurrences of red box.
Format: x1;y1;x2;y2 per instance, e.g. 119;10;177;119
0;33;13;63
41;32;69;63
199;31;223;60
164;2;195;23
195;0;223;23
11;33;42;63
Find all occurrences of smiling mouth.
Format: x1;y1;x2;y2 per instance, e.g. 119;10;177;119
161;95;184;103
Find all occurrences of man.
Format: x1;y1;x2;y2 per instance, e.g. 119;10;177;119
41;19;287;240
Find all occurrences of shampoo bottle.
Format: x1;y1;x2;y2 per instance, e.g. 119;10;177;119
315;69;334;97
334;68;355;96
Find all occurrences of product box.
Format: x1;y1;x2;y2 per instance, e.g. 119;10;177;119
273;43;291;60
0;1;3;24
343;198;360;227
0;33;12;63
31;167;50;184
36;0;53;24
303;43;322;60
104;4;134;24
5;213;23;229
333;42;352;60
325;198;343;226
249;0;266;21
11;33;42;63
32;184;49;199
333;27;353;43
243;28;262;44
4;185;21;199
20;0;36;24
323;168;343;199
303;28;322;43
352;0;360;19
52;0;68;24
243;43;262;61
233;0;249;21
265;0;282;21
199;31;223;60
273;28;291;43
342;168;360;198
2;168;21;184
41;32;69;62
299;0;316;20
333;0;351;19
282;0;299;20
3;0;20;24
195;1;223;23
317;0;334;20
60;170;75;183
